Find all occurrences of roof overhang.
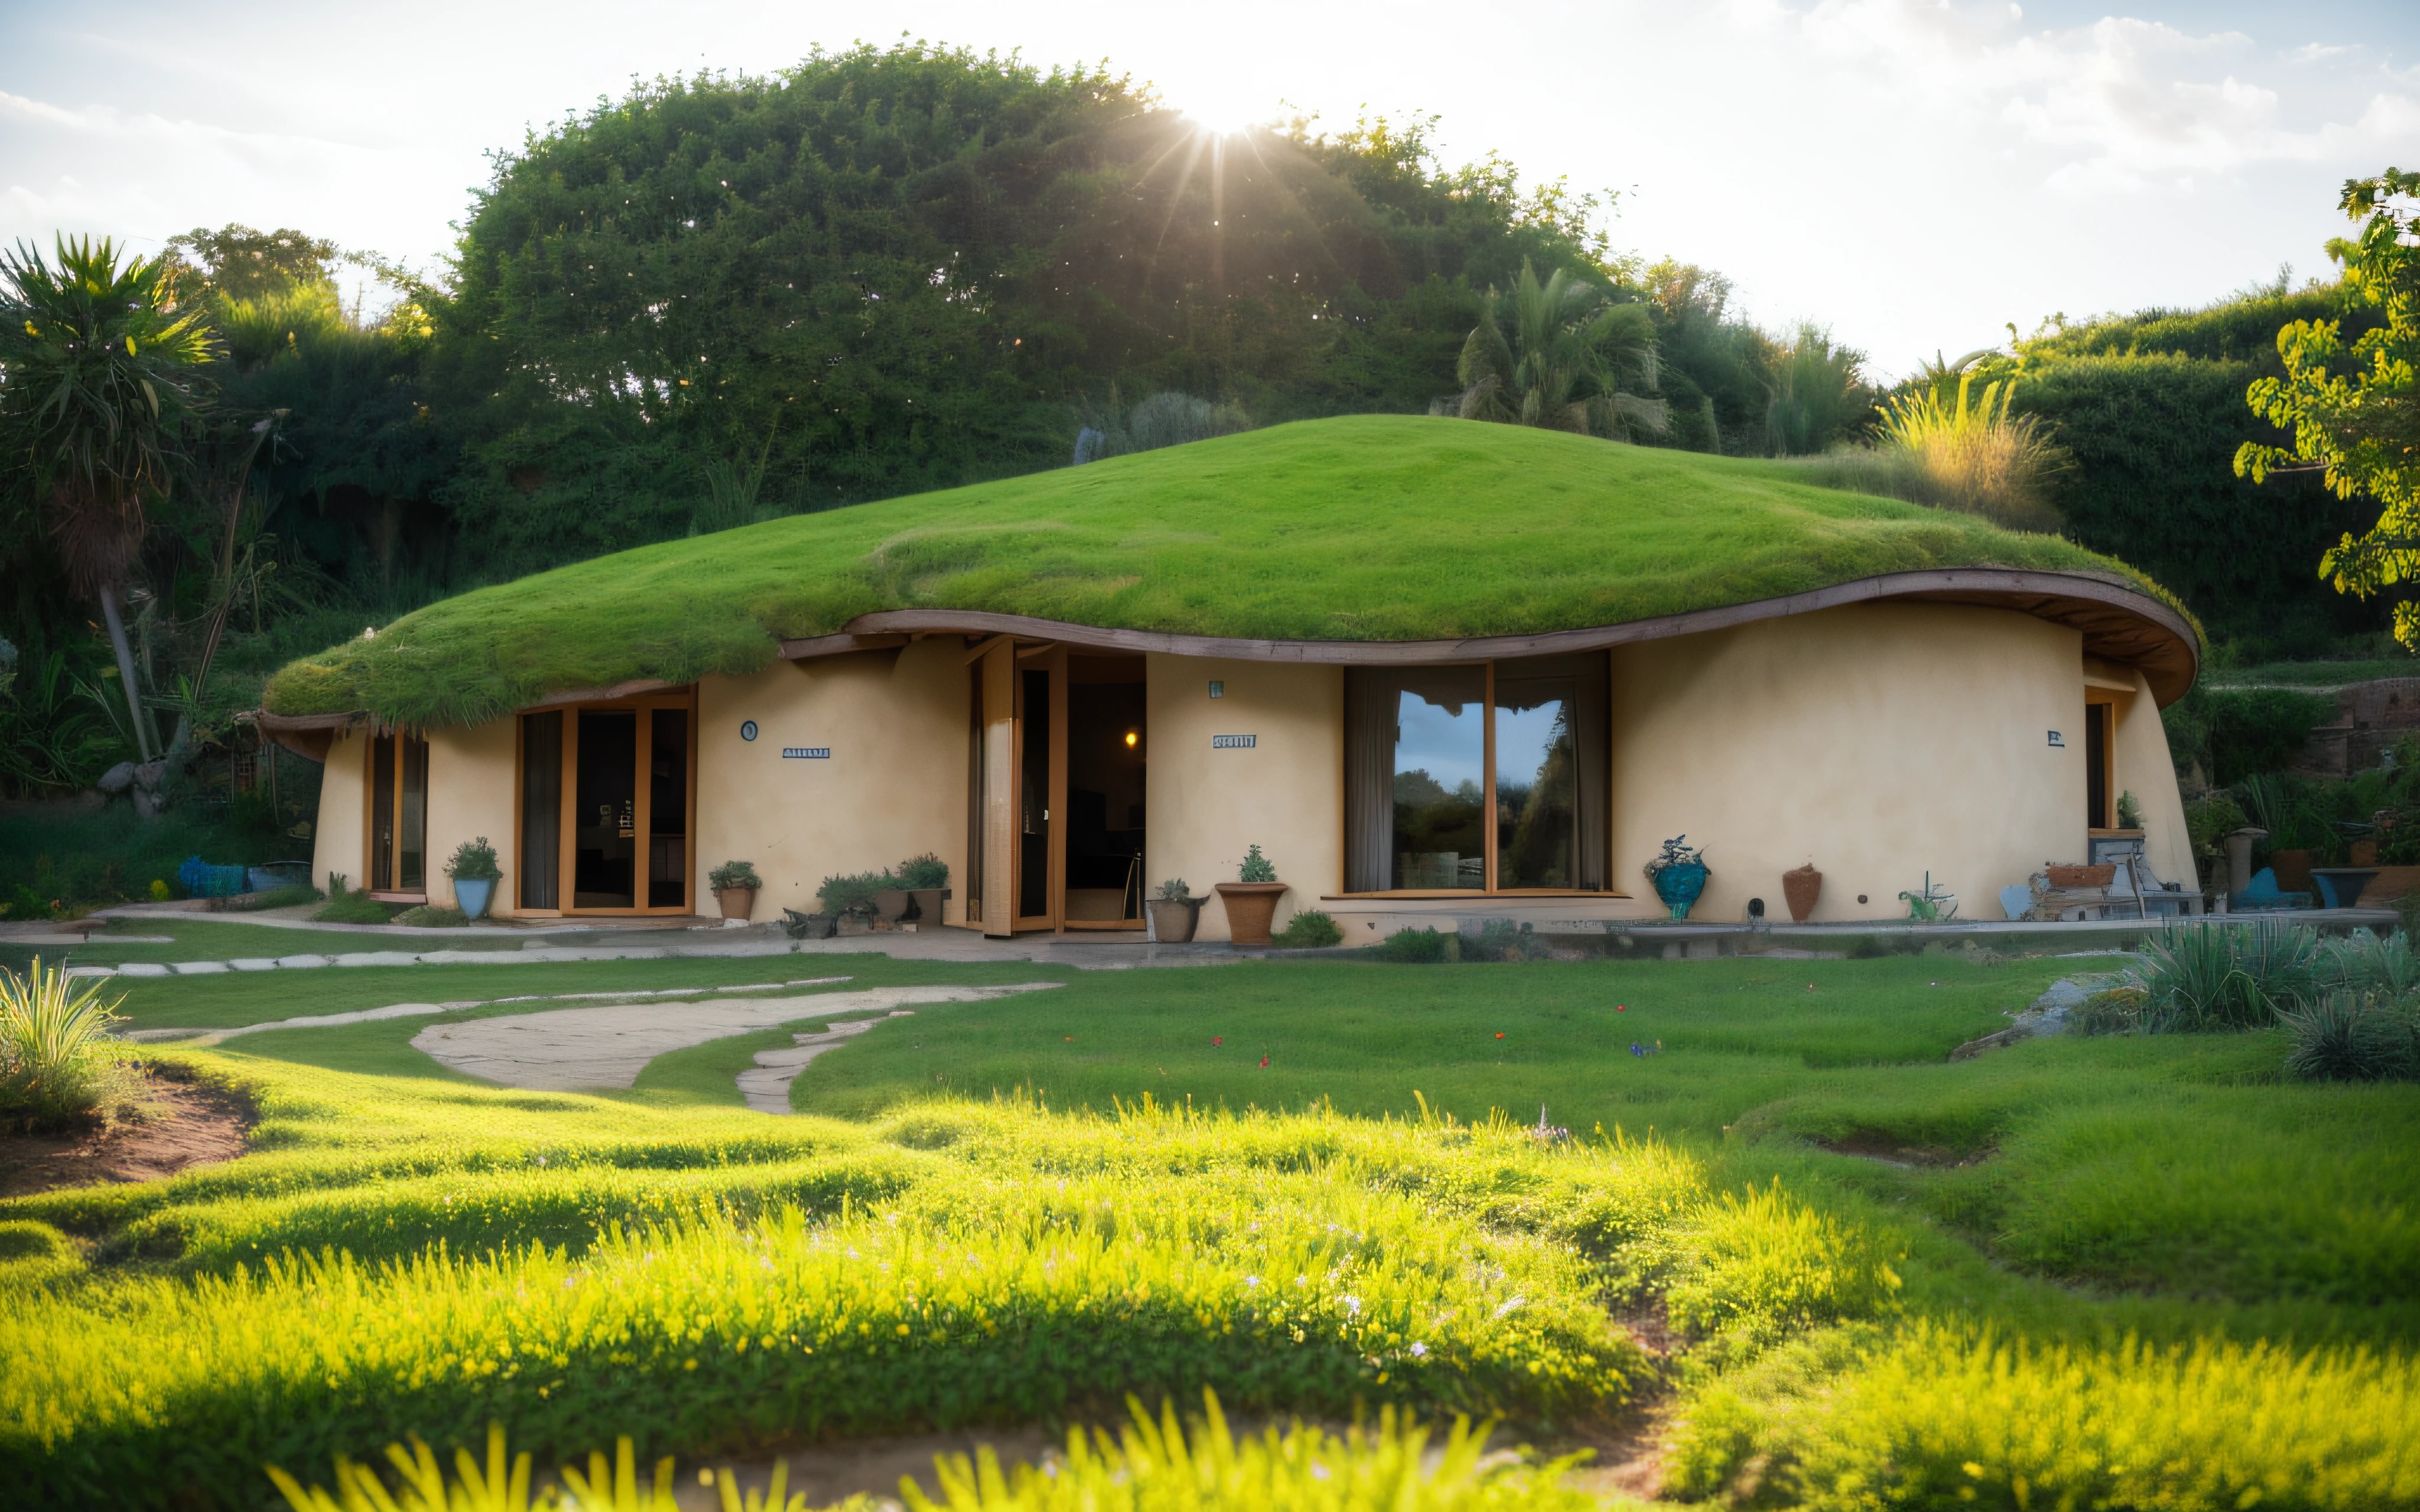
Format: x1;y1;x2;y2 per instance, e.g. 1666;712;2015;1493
252;567;2198;759
779;568;2201;705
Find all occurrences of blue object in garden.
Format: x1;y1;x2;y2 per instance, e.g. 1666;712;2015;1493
177;856;248;898
1644;835;1710;920
456;877;497;920
246;861;309;894
2310;868;2380;910
1999;884;2034;921
2232;867;2312;911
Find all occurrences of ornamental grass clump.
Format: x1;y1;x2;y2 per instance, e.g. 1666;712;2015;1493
2281;990;2419;1083
0;957;136;1131
2135;920;2319;1031
1747;1324;2420;1511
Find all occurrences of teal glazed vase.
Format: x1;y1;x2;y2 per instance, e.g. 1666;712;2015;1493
456;877;496;920
1653;861;1708;920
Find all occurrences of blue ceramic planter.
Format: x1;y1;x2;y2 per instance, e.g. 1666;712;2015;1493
455;876;496;920
1651;861;1708;920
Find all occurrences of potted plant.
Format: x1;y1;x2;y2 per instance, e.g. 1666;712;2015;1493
1781;862;1821;923
445;838;502;920
710;860;762;921
1644;835;1710;920
1147;878;1204;943
1214;845;1289;945
897;853;950;926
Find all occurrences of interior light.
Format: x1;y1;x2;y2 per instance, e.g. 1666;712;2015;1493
1124;731;1139;748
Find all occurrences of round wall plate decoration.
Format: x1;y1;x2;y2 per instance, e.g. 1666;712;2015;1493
740;720;759;741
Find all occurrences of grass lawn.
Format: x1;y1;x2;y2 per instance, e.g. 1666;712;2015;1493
260;416;2163;726
5;949;2415;1508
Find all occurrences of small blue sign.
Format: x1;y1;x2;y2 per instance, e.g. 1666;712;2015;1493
2047;730;2064;748
740;721;759;741
1211;734;1256;749
783;747;831;760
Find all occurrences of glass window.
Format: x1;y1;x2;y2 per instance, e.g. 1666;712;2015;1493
520;711;561;910
648;709;688;908
1391;667;1487;890
1346;654;1608;894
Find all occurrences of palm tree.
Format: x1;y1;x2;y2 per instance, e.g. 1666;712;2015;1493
1453;260;1668;439
0;237;216;761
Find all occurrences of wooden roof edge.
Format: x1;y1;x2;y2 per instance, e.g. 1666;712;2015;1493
782;569;2200;705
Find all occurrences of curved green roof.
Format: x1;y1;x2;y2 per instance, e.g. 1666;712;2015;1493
262;415;2189;727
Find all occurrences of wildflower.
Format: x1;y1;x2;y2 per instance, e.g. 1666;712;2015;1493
1211;1035;1222;1046
1494;1031;1505;1039
1258;1055;1269;1068
1492;1296;1525;1319
1409;1341;1428;1357
1242;1275;1261;1289
1341;1295;1361;1315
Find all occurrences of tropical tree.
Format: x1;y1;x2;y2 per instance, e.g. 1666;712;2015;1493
2239;169;2420;647
1452;260;1668;438
0;237;217;761
1761;321;1871;455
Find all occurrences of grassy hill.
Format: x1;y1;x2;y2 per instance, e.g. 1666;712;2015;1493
264;415;2172;728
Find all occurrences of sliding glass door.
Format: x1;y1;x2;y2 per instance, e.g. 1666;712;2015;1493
517;692;695;915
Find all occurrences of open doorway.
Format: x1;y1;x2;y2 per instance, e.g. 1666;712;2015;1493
1063;656;1146;928
964;643;1145;934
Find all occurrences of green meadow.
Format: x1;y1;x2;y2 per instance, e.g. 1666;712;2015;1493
4;941;2416;1508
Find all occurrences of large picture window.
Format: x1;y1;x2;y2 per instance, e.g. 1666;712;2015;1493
1344;653;1609;893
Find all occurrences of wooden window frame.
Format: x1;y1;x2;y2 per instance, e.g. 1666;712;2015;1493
1332;657;1621;899
361;727;430;904
2084;689;2123;833
510;688;700;918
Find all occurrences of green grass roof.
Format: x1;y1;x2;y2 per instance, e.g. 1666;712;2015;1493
264;415;2180;726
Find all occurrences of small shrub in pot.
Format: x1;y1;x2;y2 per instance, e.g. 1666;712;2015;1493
709;860;763;921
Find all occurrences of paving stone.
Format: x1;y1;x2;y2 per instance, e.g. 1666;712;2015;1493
412;983;1056;1092
274;954;333;969
168;960;230;975
332;951;423;967
228;958;282;971
113;962;172;977
63;966;116;979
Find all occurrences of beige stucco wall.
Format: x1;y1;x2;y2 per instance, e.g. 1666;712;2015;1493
695;640;970;922
1608;601;2175;923
425;718;519;911
2114;665;2198;889
309;729;368;897
1146;655;1344;941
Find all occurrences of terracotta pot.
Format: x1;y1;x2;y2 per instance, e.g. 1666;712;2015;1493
2351;839;2380;868
1147;898;1204;943
715;886;756;921
2269;849;2316;894
2044;863;2115;888
1214;881;1289;945
1781;864;1822;923
873;887;911;921
908;887;945;923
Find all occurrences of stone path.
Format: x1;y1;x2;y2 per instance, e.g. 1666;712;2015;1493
125;977;856;1047
735;1012;917;1113
409;983;1058;1093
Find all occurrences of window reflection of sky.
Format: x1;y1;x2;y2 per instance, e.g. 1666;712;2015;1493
1495;702;1565;791
1396;692;1483;790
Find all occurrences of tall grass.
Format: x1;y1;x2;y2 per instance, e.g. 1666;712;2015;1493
1732;1323;2420;1510
2134;920;2320;1030
266;1397;1595;1512
1778;371;2067;533
0;957;134;1130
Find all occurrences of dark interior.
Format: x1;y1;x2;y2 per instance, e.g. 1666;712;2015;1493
574;709;637;908
1065;657;1147;920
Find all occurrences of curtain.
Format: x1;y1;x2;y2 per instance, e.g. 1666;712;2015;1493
520;711;561;910
1343;669;1399;893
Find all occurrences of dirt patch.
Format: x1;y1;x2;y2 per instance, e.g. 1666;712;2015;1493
0;1070;252;1199
1813;1133;1985;1169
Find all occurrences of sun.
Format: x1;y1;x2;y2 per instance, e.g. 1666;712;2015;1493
1170;88;1269;139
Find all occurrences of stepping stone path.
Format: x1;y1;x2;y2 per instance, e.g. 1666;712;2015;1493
409;983;1057;1093
736;1013;917;1114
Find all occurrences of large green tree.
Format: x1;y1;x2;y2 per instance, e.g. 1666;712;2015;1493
2240;169;2420;647
0;237;216;760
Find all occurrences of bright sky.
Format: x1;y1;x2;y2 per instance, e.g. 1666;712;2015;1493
4;0;2415;379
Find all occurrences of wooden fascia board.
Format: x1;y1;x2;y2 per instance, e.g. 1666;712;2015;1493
781;569;2201;705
